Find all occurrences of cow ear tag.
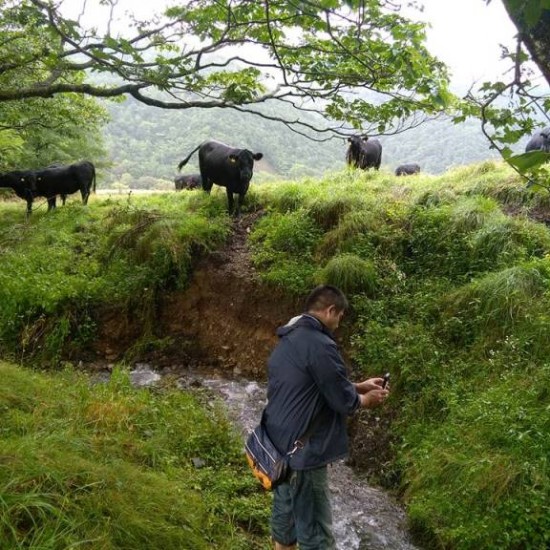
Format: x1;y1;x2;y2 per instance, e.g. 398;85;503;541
229;156;237;164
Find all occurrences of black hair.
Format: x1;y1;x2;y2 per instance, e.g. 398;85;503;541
305;285;348;313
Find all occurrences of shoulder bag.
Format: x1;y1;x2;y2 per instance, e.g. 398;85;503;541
244;412;321;491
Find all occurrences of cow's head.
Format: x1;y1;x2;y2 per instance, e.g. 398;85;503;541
228;150;263;183
0;171;31;189
347;136;364;154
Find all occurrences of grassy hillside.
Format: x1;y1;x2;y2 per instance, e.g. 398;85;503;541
1;161;550;548
100;96;503;189
0;361;271;548
249;162;550;549
0;191;232;363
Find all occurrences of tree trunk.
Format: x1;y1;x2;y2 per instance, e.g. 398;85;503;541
501;1;550;86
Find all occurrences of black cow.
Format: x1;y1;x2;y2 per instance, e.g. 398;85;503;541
346;135;382;170
174;174;202;191
525;129;550;153
0;170;37;214
0;161;96;216
395;163;421;176
178;140;263;215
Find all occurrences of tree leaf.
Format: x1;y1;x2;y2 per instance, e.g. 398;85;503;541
507;151;550;171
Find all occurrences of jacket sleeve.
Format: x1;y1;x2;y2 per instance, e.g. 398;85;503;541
308;339;360;415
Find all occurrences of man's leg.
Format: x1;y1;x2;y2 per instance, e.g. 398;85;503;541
271;477;297;549
291;467;335;550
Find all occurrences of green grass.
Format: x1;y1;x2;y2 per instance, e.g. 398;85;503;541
0;192;231;363
2;162;550;549
0;361;272;549
250;163;550;549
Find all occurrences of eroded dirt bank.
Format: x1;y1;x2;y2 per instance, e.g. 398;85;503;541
159;214;300;377
93;212;299;375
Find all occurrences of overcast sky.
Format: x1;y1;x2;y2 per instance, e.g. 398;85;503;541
409;0;519;91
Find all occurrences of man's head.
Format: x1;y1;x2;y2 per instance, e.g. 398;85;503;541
305;285;348;331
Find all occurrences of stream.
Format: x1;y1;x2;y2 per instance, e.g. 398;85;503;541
124;363;420;550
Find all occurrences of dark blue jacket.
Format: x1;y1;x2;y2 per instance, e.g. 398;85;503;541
263;314;360;470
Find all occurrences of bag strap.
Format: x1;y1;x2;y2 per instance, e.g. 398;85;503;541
260;409;324;458
288;412;325;456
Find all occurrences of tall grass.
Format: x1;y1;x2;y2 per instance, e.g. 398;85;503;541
0;362;271;549
317;254;377;296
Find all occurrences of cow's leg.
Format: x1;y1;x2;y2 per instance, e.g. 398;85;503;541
199;164;212;194
61;194;67;205
226;188;235;215
81;189;90;205
47;197;57;211
202;177;214;194
234;192;247;217
25;190;33;218
26;202;32;217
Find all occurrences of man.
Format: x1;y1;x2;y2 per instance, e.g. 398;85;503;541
263;285;390;550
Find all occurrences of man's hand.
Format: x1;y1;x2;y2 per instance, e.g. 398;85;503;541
359;388;389;408
355;377;386;394
355;378;390;408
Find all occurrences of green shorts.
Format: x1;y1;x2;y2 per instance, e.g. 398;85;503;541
271;466;336;550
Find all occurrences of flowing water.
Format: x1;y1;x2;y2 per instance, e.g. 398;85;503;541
124;364;420;550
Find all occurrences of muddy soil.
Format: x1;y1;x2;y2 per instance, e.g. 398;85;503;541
158;212;301;377
92;212;299;372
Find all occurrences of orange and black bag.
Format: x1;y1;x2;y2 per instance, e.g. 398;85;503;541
245;423;292;491
245;413;321;491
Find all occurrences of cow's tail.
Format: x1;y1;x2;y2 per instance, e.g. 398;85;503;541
91;163;96;193
178;145;201;171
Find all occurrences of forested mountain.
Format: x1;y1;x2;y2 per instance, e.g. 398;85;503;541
100;96;526;188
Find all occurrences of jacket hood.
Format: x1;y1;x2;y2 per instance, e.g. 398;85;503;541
276;313;332;338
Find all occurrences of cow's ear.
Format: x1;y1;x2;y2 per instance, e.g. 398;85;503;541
253;153;263;161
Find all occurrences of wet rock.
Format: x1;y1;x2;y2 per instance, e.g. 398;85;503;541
191;457;206;469
129;364;161;387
